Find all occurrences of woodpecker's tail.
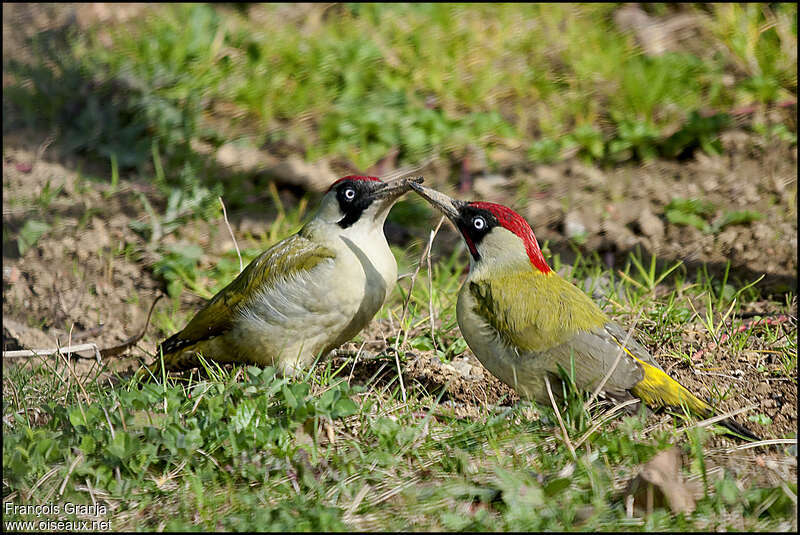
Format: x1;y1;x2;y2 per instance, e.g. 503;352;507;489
631;360;761;441
130;337;202;383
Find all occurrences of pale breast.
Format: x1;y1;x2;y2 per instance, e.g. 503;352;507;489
456;287;524;387
227;231;397;375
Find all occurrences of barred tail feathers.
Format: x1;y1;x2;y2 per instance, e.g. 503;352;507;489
148;336;203;375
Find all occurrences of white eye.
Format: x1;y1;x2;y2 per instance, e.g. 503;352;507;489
344;187;356;201
473;216;486;230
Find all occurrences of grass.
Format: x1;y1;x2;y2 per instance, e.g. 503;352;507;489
3;200;797;529
2;3;796;531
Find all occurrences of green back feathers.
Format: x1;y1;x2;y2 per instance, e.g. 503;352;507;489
160;234;335;356
468;269;607;352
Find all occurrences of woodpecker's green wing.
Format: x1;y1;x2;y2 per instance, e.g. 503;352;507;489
466;269;652;396
468;270;609;352
159;233;336;356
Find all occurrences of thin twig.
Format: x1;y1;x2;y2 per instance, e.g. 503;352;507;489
34;133;56;169
4;344;101;359
390;350;406;404
399;216;445;336
400;216;444;343
55;343;92;406
584;308;643;411
84;478;97;508
574;398;641;450
101;406;116;440
691;314;792;361
724;438;797;452
676;404;758;435
3;295;163;361
219;196;243;273
67;322;74;363
100;293;164;358
345;483;371;519
59;453;84;496
545;375;577;461
348;340;368;385
24;467;59;501
427;227;437;351
393;216;444;403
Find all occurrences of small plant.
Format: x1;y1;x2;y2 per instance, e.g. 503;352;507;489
34;179;64;211
664;197;765;234
711;210;764;232
662;111;731;159
16;219;51;256
566;124;605;162
151;242;205;299
129;167;221;246
665;197;717;233
528;138;562;164
609;119;661;161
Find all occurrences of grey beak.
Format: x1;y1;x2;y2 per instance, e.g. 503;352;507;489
371;175;424;201
409;182;462;221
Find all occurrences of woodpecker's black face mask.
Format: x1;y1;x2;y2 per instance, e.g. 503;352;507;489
455;205;498;260
335;180;378;229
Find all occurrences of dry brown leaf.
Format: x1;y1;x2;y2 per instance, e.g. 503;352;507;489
625;447;697;515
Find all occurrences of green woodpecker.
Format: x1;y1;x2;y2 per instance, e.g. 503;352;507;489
410;182;759;440
156;175;422;377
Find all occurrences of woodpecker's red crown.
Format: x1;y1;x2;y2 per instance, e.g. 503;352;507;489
467;201;551;274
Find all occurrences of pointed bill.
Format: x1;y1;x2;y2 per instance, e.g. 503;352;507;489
370;175;424;201
409;182;463;220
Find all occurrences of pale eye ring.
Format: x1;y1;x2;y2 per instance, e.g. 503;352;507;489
472;216;486;230
344;188;356;201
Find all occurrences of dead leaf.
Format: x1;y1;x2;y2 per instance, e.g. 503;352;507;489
625;447;696;515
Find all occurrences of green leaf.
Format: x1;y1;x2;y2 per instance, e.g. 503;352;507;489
332;398;358;419
106;431;136;461
232;400;256;433
717;476;740;505
711;210;763;232
528;138;562;163
410;336;435;351
68;407;87;428
665;210;710;233
17;219;51;255
80;435;97;455
664;198;717;233
246;366;262;380
665;198;716;217
446;338;468;357
318;388;340;412
544;477;571;497
282;384;298;409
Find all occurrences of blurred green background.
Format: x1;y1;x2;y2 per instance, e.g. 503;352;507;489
4;3;796;193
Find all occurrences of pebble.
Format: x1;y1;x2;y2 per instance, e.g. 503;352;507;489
451;359;473;378
638;207;664;239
